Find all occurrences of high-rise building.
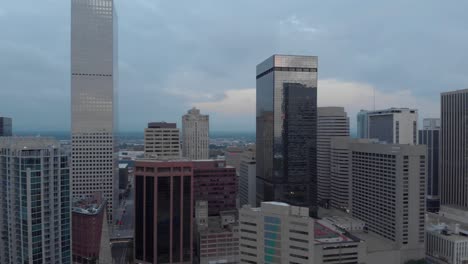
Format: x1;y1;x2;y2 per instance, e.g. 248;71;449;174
71;0;118;222
144;122;180;159
329;137;376;210
193;160;237;215
367;108;418;144
419;118;440;212
239;145;256;207
440;89;468;209
72;193;111;264
239;202;315;264
225;146;244;175
356;110;368;138
350;142;426;262
0;137;71;264
317;107;349;206
182;107;209;160
134;160;193;263
256;54;318;214
0;117;12;136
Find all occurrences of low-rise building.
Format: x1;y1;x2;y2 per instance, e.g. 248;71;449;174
195;203;239;264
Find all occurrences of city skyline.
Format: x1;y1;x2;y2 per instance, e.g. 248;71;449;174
3;1;467;132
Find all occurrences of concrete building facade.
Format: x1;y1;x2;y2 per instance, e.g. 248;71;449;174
239;146;256;207
182;107;209;160
71;0;118;222
329;137;376;210
144;122;180;160
0;137;71;264
134;160;194;264
350;142;426;263
239;202;315;264
440;89;468;209
357;110;369;139
366;108;418;145
195;205;239;264
317;107;349;205
256;54;318;215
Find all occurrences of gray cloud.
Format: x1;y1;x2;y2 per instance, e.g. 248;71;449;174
1;0;468;132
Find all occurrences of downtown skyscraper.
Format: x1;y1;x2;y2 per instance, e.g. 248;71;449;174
256;54;318;215
0;138;71;264
440;89;468;209
71;0;118;222
182;107;209;160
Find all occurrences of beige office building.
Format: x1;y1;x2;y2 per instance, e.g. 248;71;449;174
144;122;180;159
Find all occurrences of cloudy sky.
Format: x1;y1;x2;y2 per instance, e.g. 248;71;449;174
1;0;467;133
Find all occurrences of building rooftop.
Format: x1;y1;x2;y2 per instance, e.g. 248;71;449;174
72;194;106;216
147;122;177;129
0;137;60;150
118;163;128;169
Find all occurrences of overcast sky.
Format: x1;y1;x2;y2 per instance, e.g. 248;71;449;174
1;0;467;132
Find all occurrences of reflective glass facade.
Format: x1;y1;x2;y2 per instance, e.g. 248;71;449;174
0;138;71;264
256;55;318;215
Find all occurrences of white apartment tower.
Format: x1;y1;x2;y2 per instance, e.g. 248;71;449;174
71;0;118;222
182;107;209;160
367;108;418;144
239;202;315;264
0;138;71;264
239;145;256;207
317;107;349;205
350;142;426;263
144;122;180;159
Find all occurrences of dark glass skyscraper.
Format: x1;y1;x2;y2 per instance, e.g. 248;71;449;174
418;118;440;212
256;55;318;215
0;117;12;136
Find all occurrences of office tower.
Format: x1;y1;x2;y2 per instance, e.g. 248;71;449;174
419;118;440;212
329;137;376;210
0;137;71;264
441;89;468;209
193;160;237;215
134;160;193;263
182;107;209;160
239;202;315;264
350;142;426;262
357;110;369;138
0;117;12;136
195;207;239;264
317;107;349;206
71;0;118;222
239;145;256;207
256;54;318;214
367;108;418;144
72;193;111;264
144;122;180;159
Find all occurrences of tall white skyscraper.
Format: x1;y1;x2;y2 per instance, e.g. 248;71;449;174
0;138;71;264
182;107;209;160
71;0;118;222
367;108;418;145
317;107;349;205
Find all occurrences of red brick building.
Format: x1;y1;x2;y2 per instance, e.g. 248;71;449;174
72;193;107;264
193;160;237;216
